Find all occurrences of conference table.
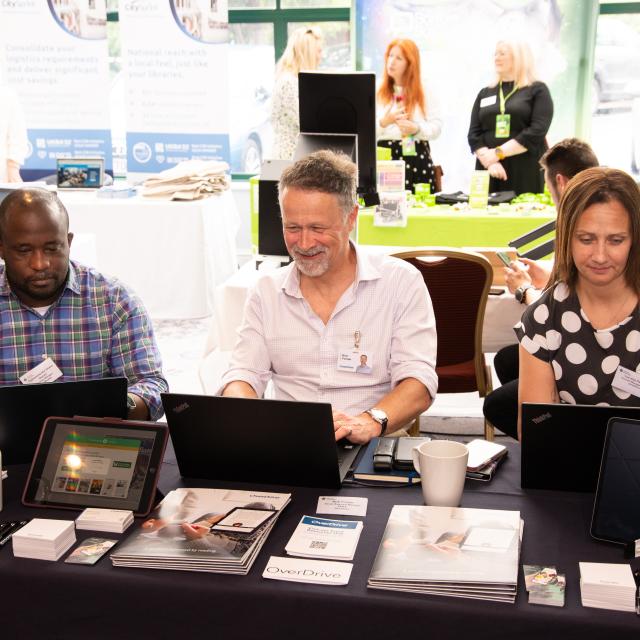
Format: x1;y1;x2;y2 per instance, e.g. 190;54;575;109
1;442;637;639
58;190;240;319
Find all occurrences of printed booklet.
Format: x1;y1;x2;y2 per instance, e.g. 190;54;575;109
368;505;522;603
111;488;291;575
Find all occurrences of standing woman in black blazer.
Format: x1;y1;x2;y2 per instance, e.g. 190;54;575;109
468;40;553;195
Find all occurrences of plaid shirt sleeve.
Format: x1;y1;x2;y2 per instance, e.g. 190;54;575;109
109;285;168;421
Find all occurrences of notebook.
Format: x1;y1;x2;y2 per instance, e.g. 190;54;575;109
0;378;128;465
520;402;640;492
161;393;361;489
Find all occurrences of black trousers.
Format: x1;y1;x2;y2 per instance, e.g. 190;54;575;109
483;344;519;440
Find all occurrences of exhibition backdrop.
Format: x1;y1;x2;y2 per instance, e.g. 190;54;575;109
119;0;230;177
356;0;597;191
0;0;112;177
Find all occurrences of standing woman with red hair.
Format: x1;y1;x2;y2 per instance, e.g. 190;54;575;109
377;38;442;193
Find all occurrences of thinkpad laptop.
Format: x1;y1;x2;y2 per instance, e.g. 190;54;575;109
0;377;128;465
161;393;361;489
521;402;640;492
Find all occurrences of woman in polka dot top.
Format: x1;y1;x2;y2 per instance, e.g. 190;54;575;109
516;167;640;439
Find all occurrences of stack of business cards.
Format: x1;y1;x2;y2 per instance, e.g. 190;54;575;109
523;565;565;607
285;516;363;561
76;508;134;533
12;519;76;561
580;562;637;612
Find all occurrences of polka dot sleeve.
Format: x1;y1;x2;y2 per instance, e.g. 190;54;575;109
514;283;571;363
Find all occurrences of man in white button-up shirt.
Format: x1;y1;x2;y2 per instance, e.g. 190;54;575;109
221;150;438;444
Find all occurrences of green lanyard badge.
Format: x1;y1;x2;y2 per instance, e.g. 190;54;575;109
495;81;517;138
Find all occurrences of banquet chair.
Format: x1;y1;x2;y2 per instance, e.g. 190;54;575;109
391;248;496;440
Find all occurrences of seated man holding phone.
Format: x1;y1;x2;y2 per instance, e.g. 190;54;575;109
0;188;168;420
220;151;438;444
484;138;599;438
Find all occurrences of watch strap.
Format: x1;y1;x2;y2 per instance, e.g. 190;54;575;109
366;408;389;437
515;284;533;304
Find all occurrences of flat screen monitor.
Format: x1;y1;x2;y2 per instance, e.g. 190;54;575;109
298;71;378;205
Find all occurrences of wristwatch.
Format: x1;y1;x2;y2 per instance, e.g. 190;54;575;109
515;284;534;304
365;408;389;437
495;145;506;160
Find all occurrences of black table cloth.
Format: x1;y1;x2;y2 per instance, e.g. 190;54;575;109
0;442;637;639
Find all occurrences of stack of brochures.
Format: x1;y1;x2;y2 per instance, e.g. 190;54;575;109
368;505;522;603
76;508;134;534
579;562;637;612
285;516;363;561
111;488;291;575
12;519;76;561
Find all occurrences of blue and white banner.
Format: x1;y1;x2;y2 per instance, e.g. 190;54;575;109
0;0;112;175
119;0;230;177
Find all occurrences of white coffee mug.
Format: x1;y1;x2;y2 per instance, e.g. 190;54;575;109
411;440;469;507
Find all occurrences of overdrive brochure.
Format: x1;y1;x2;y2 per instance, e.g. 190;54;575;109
368;505;522;602
111;488;291;574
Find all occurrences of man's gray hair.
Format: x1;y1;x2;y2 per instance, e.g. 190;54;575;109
278;150;357;219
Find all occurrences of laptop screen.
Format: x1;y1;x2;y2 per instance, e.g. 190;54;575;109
57;158;104;189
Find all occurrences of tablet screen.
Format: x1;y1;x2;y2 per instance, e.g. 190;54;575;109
23;417;168;516
591;417;640;545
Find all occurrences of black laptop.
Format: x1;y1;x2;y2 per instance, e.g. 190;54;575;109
521;402;640;492
0;377;128;465
161;393;361;489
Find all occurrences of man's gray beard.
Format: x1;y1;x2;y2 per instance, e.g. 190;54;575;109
294;253;330;277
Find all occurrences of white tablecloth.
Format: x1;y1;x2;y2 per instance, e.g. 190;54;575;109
59;190;240;319
205;258;524;356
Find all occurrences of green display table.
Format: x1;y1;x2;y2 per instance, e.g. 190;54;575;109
357;205;555;248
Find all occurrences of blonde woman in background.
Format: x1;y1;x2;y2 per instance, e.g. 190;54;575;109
270;26;323;160
468;39;553;195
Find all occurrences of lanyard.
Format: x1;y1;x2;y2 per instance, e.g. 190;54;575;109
499;81;518;114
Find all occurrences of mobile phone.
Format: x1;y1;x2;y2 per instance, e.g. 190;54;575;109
466;439;507;472
393;436;431;470
373;437;397;471
496;251;512;267
210;507;277;536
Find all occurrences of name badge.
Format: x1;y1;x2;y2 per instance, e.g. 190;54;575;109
495;114;511;138
612;365;640;398
480;95;497;108
401;136;417;156
337;350;374;374
20;357;63;385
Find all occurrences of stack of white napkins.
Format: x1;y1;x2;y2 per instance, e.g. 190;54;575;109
579;562;637;612
76;508;134;534
141;160;230;200
285;516;363;561
12;519;76;561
